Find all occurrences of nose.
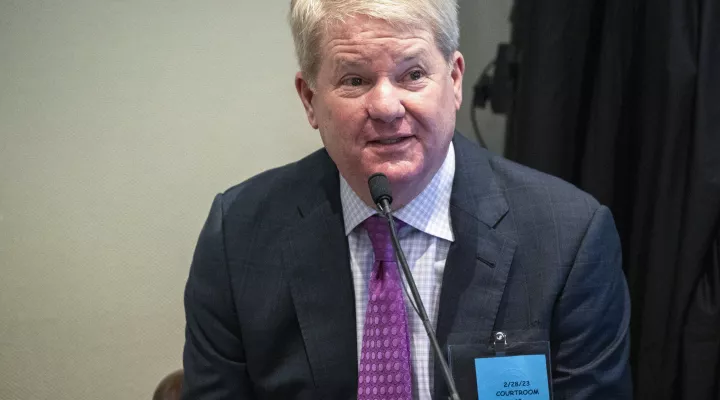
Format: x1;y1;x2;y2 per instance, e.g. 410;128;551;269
366;78;405;123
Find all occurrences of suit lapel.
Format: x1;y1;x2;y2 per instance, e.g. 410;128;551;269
434;134;517;398
283;154;357;399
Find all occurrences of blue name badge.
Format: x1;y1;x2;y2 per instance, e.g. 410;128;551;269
474;354;551;400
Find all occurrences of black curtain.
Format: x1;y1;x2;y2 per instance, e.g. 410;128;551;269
504;0;720;399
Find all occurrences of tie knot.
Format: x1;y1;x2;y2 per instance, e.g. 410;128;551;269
362;215;405;262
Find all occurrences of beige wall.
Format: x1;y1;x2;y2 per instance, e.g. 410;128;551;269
0;1;320;399
0;1;509;399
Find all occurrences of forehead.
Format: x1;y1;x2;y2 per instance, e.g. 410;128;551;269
320;16;437;66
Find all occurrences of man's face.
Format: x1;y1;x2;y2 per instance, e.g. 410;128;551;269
296;16;464;207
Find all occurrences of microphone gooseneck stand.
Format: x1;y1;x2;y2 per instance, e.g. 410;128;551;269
367;173;461;400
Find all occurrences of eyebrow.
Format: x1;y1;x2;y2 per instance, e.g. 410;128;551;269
333;59;369;72
400;49;431;63
332;48;431;75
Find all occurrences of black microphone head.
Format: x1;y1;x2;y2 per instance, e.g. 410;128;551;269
368;173;393;207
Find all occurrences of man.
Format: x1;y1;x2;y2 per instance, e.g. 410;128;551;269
181;0;632;399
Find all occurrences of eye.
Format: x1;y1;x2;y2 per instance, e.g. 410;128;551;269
405;69;426;81
342;77;365;87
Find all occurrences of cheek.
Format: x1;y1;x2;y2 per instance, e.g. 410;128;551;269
321;100;363;127
321;102;366;136
317;103;365;151
405;97;444;133
405;94;456;147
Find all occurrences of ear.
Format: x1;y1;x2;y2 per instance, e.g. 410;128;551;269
450;51;465;111
295;72;319;129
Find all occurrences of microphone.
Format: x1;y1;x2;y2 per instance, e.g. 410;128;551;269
368;173;393;214
367;173;461;400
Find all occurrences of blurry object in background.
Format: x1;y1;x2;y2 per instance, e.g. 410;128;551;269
473;44;517;115
153;370;183;400
504;0;720;399
470;61;493;148
471;43;518;149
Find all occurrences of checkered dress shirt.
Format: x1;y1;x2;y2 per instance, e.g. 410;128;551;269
340;143;456;400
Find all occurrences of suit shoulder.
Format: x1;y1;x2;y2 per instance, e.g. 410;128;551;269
487;154;611;269
217;147;331;218
489;154;601;211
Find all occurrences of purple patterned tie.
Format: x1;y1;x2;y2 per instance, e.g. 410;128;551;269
358;215;413;400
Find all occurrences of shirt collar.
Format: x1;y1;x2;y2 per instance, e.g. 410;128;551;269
339;142;455;242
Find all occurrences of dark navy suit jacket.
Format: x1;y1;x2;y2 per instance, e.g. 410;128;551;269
181;134;632;399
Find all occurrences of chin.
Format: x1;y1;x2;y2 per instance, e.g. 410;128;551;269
373;161;424;187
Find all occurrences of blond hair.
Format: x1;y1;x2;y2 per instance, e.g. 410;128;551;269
289;0;459;87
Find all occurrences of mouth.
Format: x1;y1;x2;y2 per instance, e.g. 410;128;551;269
369;135;414;146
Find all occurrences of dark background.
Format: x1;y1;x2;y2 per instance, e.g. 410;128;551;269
504;0;720;398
